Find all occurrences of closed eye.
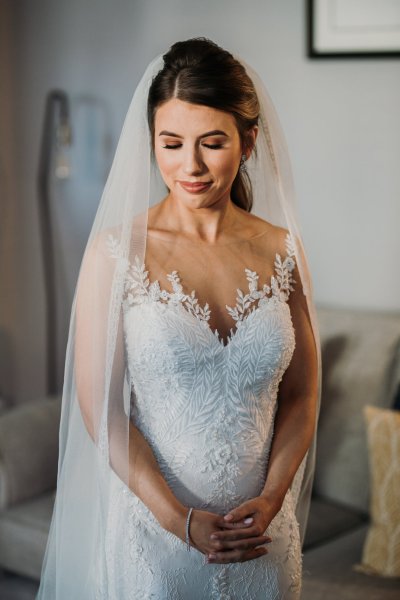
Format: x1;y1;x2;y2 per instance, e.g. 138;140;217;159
162;144;181;149
161;143;224;150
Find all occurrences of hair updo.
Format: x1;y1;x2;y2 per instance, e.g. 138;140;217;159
147;37;260;212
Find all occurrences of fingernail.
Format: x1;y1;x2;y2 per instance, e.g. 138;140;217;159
244;517;253;524
224;514;233;521
208;553;216;559
210;534;217;539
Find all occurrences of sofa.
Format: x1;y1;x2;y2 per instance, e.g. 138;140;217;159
0;305;399;598
0;395;60;584
301;305;400;599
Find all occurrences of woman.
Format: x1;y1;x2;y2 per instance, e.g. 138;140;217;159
37;38;321;599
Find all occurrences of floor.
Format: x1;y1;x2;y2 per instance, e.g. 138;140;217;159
302;525;400;600
1;531;400;600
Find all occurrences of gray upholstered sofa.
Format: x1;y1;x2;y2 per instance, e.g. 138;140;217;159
0;395;60;583
302;305;400;599
0;305;399;598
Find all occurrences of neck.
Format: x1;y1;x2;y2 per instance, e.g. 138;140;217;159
159;191;241;244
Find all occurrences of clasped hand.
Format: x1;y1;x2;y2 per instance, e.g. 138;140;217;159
188;496;277;564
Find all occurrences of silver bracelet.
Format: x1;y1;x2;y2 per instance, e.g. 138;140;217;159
185;507;194;551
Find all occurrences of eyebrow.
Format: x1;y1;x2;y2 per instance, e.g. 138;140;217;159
158;129;229;138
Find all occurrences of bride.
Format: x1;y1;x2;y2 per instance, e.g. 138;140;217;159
37;38;321;599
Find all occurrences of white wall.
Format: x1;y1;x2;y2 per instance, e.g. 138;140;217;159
3;0;400;403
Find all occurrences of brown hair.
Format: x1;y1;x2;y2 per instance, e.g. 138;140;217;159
147;38;259;212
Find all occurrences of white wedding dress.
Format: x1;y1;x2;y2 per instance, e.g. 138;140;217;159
93;231;302;599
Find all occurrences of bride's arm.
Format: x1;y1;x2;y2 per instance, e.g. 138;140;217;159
74;233;188;539
259;269;319;511
119;414;189;538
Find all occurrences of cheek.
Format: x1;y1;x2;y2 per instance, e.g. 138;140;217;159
211;153;239;180
154;151;178;180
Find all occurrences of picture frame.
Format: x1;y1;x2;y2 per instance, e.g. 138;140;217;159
308;0;400;58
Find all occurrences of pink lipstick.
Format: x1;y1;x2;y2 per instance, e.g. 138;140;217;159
178;181;212;194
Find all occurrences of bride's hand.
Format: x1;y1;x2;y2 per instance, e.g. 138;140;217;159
206;496;279;564
185;508;271;560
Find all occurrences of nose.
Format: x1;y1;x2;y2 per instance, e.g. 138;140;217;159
182;145;205;176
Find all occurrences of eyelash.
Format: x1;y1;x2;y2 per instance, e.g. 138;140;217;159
161;143;224;150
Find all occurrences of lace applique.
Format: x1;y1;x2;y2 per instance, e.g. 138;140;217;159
107;231;297;346
225;233;296;322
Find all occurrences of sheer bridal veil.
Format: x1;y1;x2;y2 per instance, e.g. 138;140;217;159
36;40;321;598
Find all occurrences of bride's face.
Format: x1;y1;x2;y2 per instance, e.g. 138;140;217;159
154;98;251;208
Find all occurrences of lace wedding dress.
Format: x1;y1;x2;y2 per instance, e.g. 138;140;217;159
93;231;302;600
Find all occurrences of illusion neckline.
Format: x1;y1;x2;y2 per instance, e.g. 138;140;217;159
106;230;296;349
145;228;270;247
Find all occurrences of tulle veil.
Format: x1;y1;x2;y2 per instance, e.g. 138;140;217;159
36;47;321;598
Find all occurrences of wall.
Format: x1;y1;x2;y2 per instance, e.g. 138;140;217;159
3;0;400;403
0;0;18;408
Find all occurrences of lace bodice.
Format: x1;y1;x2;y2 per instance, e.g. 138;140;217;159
97;231;302;599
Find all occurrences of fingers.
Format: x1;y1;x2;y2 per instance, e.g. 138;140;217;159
215;515;255;530
210;526;270;543
219;519;254;530
222;502;256;525
210;535;271;552
206;545;268;564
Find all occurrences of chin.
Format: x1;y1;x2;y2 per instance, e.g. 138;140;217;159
168;183;228;208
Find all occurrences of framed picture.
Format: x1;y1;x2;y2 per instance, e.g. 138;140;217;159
308;0;400;58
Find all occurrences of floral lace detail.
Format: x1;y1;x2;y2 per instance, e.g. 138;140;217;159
225;233;296;322
107;231;296;346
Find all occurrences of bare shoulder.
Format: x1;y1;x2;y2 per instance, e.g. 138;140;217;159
231;205;289;243
85;225;123;257
229;208;276;240
262;222;291;251
245;216;292;254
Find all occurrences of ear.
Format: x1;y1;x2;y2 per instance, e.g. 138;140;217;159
243;125;259;160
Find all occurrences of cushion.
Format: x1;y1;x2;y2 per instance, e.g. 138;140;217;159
0;395;61;508
358;405;400;577
314;305;400;512
0;490;56;580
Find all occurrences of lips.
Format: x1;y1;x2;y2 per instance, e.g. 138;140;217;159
178;181;212;193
